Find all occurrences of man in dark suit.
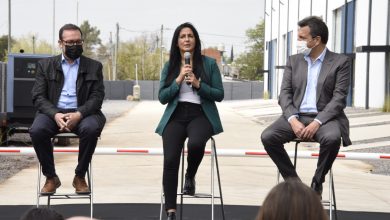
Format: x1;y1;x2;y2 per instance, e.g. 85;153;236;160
30;24;106;195
261;16;351;196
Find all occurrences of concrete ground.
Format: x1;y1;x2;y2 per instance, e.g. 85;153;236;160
0;99;389;213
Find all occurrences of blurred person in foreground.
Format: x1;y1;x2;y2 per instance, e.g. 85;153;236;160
261;16;351;198
155;22;224;220
256;178;328;220
30;23;106;195
20;207;64;220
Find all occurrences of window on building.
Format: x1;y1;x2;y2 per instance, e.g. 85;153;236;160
333;1;355;53
282;31;293;65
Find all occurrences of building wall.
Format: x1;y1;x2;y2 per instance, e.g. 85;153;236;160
264;0;389;108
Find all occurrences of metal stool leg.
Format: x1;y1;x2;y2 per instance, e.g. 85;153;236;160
165;138;225;220
159;148;186;220
88;161;93;219
211;137;225;220
277;140;300;184
327;168;338;220
179;148;185;220
37;161;93;218
37;163;41;208
211;144;215;220
332;172;338;220
293;141;299;168
159;186;164;220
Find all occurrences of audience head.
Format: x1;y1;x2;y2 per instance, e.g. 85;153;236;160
67;217;99;220
20;207;64;220
256;178;328;220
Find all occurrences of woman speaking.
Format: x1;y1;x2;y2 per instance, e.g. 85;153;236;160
155;22;224;220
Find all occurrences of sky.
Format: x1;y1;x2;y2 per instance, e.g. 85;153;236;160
0;0;265;56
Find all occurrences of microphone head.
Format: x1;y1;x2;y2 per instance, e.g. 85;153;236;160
184;52;191;64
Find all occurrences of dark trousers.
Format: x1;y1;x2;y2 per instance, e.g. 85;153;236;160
261;115;341;184
29;112;105;178
162;102;213;210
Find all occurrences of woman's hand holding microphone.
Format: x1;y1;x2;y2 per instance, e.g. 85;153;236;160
176;64;200;89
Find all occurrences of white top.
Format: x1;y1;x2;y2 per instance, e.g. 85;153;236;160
178;81;201;104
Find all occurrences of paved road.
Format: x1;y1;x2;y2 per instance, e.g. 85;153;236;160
0;99;389;213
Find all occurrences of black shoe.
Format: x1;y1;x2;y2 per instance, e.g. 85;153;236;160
167;211;176;220
310;180;323;199
183;174;196;195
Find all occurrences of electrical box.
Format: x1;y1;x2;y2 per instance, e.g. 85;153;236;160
1;53;51;144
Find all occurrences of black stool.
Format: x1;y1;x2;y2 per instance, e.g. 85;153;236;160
277;138;338;220
36;132;94;219
160;137;226;220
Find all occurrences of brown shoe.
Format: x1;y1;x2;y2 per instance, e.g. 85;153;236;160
41;176;61;195
72;175;90;194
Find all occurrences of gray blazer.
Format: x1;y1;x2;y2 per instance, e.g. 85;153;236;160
279;49;352;146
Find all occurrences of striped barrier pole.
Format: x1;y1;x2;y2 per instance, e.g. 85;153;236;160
0;147;389;160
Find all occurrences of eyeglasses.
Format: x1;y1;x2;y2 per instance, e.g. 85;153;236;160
62;40;84;46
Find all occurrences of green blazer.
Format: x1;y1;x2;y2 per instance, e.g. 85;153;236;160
155;56;224;136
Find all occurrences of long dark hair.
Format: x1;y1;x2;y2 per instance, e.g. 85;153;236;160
165;22;208;86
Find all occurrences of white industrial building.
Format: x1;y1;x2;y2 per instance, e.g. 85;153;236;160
263;0;390;109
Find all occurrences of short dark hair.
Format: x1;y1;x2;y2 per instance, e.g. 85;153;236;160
20;207;64;220
59;23;83;41
298;16;328;44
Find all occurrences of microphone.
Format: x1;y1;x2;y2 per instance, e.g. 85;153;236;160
184;52;191;65
184;52;191;85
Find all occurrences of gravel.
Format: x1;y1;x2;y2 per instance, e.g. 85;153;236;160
0;100;138;183
350;146;390;176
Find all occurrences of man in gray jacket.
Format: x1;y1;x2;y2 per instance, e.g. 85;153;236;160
261;16;351;197
30;23;105;195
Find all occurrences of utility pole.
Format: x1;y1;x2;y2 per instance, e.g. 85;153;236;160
76;0;79;25
52;0;56;55
32;35;36;54
160;24;164;79
8;0;11;53
108;32;113;81
113;23;119;81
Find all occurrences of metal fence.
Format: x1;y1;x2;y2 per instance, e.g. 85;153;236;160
104;80;264;100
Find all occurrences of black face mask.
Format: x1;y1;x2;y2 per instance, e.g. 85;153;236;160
65;45;83;60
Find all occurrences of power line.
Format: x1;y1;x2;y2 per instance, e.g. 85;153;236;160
164;27;246;39
120;25;246;39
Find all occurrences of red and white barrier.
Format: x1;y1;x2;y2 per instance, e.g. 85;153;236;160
0;147;389;160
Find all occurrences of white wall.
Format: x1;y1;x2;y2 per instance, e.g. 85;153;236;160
354;0;388;108
367;0;388;107
354;0;369;107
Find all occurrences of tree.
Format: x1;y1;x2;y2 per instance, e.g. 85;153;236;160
11;34;52;55
235;20;264;80
79;20;102;57
116;34;165;81
0;35;15;61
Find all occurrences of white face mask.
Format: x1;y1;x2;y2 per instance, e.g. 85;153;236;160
296;40;312;56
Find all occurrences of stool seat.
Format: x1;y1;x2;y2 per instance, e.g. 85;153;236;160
277;139;338;220
160;137;225;220
37;132;94;218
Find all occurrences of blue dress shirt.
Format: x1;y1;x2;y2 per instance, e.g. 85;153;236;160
288;48;327;124
299;48;327;113
57;55;79;109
